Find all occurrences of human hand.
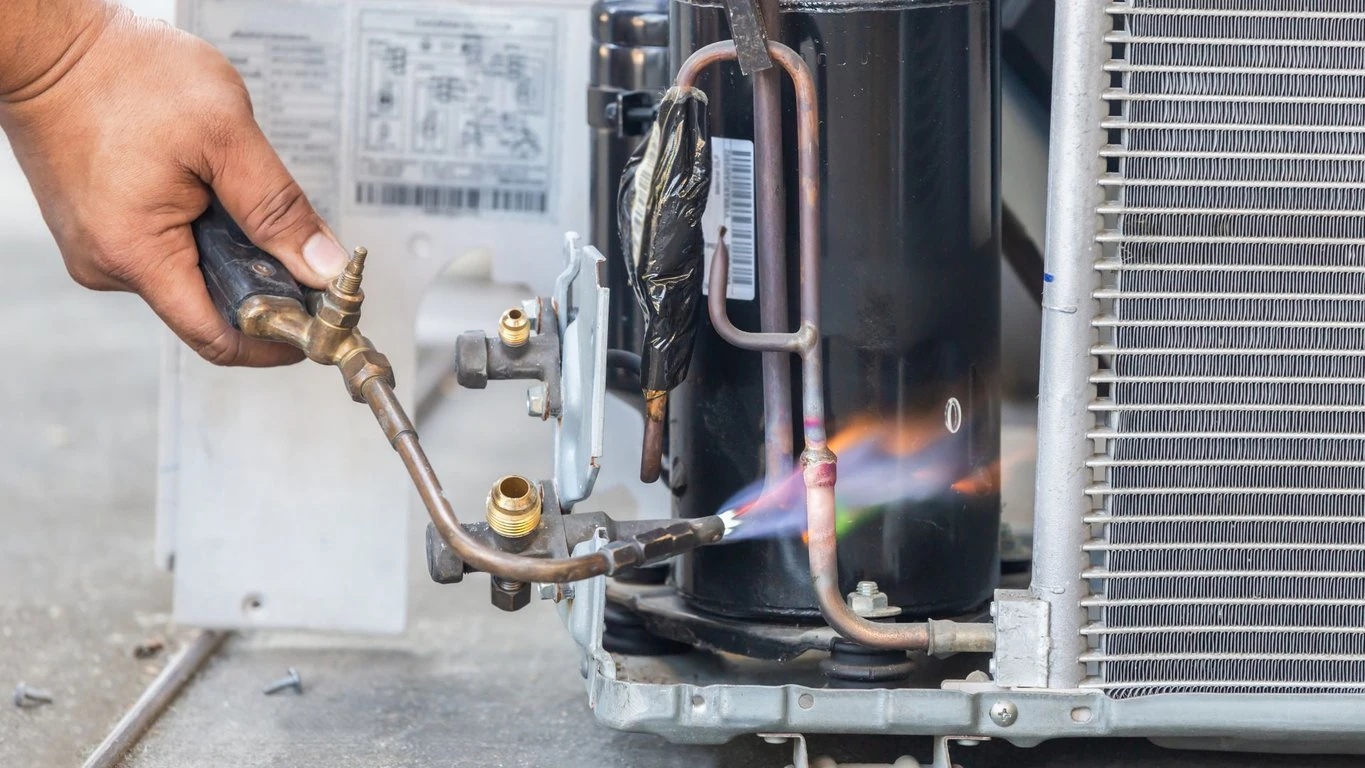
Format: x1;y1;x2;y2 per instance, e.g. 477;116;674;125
0;3;348;366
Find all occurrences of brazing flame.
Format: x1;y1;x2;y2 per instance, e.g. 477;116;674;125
720;413;1013;544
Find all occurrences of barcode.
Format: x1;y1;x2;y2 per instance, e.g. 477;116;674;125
355;183;547;215
629;122;662;267
722;141;756;299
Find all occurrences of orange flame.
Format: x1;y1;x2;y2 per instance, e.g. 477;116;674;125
725;404;1031;544
951;461;1000;496
827;412;947;458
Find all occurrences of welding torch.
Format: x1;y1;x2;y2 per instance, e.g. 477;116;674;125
191;199;727;584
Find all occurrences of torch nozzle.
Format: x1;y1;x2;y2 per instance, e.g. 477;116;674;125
335;247;368;296
718;509;744;538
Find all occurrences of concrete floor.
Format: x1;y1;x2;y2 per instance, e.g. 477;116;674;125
1;146;1362;767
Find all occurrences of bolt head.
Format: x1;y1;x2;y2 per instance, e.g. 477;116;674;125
526;383;547;419
520;299;541;327
989;700;1018;727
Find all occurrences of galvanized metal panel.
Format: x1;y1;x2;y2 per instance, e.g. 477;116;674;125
160;0;594;632
166;261;422;633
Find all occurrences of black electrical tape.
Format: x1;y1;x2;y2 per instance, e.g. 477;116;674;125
617;86;712;393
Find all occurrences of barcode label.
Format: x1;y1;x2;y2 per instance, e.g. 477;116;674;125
355;183;548;215
629;121;663;268
702;137;757;301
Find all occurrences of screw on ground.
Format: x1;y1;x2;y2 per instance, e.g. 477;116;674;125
262;668;303;696
13;683;54;708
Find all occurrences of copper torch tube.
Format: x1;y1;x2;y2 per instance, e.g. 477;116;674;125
681;40;993;654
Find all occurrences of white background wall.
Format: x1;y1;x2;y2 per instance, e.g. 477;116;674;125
1;1;177;241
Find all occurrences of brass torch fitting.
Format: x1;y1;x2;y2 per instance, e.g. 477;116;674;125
498;308;531;348
486;476;542;539
235;246;395;402
336;246;367;295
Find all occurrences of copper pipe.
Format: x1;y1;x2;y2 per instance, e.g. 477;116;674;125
679;40;992;653
708;236;811;354
753;0;795;487
640;390;667;483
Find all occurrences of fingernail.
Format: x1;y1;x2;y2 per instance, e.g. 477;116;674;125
303;233;348;280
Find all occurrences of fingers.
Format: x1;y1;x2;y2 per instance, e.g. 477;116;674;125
129;228;305;368
205;120;348;290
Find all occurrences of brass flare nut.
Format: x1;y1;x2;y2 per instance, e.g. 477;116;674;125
486;476;542;539
339;346;396;403
498;308;531;348
314;289;365;331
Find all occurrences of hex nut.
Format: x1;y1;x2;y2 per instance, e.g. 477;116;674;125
490;579;532;612
847;587;902;619
339;347;396;402
314;290;365;331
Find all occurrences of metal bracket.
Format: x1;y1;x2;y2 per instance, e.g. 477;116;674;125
721;0;774;75
990;589;1050;689
760;733;810;768
758;733;960;768
556;530;616;707
553;234;610;508
451;233;608;509
587;86;662;138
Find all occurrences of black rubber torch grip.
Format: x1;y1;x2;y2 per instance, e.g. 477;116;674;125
191;198;305;329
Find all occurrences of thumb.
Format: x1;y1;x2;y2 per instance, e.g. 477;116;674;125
205;121;348;289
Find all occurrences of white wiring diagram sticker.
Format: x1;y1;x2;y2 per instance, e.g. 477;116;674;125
701;137;756;301
191;0;346;223
353;7;560;219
